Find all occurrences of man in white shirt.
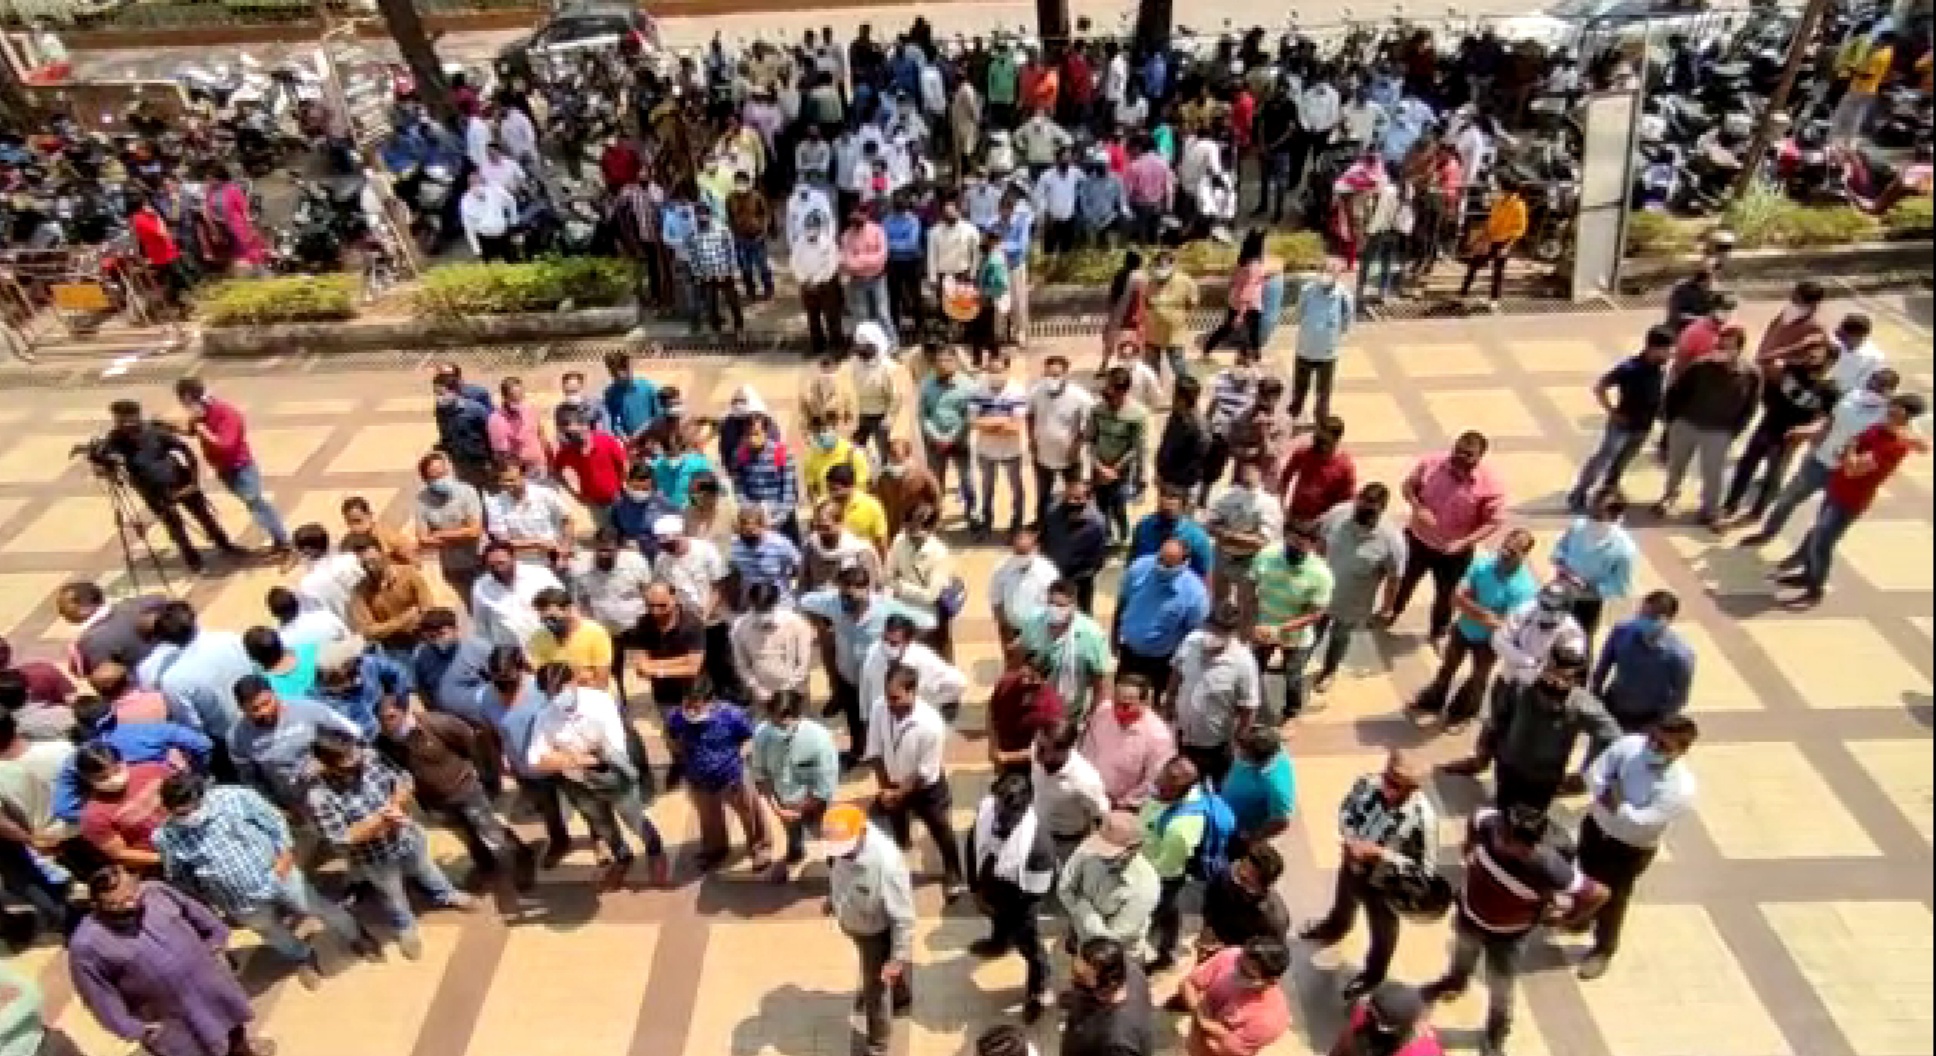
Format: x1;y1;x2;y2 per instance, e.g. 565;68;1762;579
1103;48;1130;107
988;527;1060;641
1033;151;1083;256
791;208;844;358
1827;312;1884;394
962;173;1006;233
292;524;364;622
1026;355;1094;522
1338;86;1388;148
919;60;947;119
926;198;982;289
1577;717;1699;980
1031;720;1110;854
485;461;574;566
464;110;493;171
477;143;526;197
498;106;539;171
471;539;564;647
650;516;730;628
460;170;518;262
864;665;966;896
786;182;835;244
858;614;966;720
1493;582;1589;687
969;350;1030;537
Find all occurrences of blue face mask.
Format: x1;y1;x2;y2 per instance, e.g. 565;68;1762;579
1632;616;1664;639
1643;747;1671;769
1154;565;1181;582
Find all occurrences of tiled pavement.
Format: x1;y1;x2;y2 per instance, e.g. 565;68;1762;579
1;296;1931;1056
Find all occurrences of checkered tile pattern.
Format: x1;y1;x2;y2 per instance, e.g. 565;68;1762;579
2;295;1929;1056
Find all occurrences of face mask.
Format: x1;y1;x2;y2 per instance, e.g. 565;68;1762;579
1643;746;1671;769
1632;615;1664;639
564;431;588;447
435;394;457;408
594;553;618;572
1153;265;1175;281
624;487;653;503
839;593;866;615
1534;611;1563;630
882;463;906;477
1535;679;1570;704
1047;602;1074;627
541;616;571;638
427;478;455;497
1155;565;1181;582
1583;518;1614;541
1283;543;1306;564
814;430;837;448
1353;505;1379;526
1112;703;1140;727
1045;377;1066;395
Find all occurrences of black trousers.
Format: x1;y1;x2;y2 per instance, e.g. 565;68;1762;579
801;279;845;357
1289;357;1338;422
703;621;742;702
983;889;1051;997
1201;308;1261;356
692;277;744;333
1071;572;1097;615
1150;875;1188;960
1460;242;1511;301
1032;461;1082;524
886;256;925;333
1312;863;1402;986
1577;814;1657;957
1389;532;1474;640
438;784;533;879
1723;418;1799;517
1043;216;1079;255
138;487;235;571
874;777;963;885
476;233;517;262
828;671;867;754
1416;633;1498;724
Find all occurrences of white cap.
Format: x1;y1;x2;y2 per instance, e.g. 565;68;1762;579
854;321;889;352
652;515;685;540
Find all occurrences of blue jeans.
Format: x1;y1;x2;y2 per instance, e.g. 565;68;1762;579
975;455;1026;532
845;274;892;336
233;867;363;963
356;831;464;934
1569;420;1647;508
219;461;289;549
1759;456;1831;536
734;236;773;296
1793;496;1857;590
1357;231;1405;299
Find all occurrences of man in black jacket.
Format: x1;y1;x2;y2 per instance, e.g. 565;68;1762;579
1039;478;1110;613
98;399;243;574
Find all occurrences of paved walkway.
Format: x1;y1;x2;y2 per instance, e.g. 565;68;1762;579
1;296;1931;1056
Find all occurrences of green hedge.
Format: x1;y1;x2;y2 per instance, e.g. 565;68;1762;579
411;257;634;319
195;274;357;327
1629;193;1936;257
1032;231;1329;286
1883;197;1934;240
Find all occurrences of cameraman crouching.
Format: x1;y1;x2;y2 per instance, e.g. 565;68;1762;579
96;399;247;574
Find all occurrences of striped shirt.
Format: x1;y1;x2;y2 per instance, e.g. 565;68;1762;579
1336;773;1438;886
1460;808;1584;935
1207;368;1258;435
729;532;803;604
729;442;799;520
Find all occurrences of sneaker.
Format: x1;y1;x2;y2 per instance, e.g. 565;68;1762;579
439;892;480;913
968;936;1010;958
941;880;968;903
1738;531;1775;548
397;929;424;961
1576;950;1613;981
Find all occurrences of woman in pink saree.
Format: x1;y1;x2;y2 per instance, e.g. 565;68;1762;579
204;164;268;274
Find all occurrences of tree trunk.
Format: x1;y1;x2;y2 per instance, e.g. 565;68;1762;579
1036;0;1069;48
375;0;454;121
1133;0;1173;56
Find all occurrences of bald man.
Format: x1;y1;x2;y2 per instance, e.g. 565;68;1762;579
1113;538;1210;712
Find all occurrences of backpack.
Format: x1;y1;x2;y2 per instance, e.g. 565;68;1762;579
1157;781;1237;882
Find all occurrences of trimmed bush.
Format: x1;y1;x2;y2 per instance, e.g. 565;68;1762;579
411;257;633;318
1032;230;1328;285
195;274;357;327
1626;210;1699;255
1883;196;1934;240
1721;187;1883;249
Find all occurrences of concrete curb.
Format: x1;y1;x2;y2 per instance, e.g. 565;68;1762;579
1618;239;1933;293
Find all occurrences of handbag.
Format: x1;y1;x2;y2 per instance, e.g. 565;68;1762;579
1370;867;1454;922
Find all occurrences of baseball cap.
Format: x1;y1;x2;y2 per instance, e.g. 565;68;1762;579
819;802;868;858
853;321;889;353
1080;811;1144;859
651;515;685;540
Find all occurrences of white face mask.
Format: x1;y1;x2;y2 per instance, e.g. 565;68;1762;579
1047;603;1074;626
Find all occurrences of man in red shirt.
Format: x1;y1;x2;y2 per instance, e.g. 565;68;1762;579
984;649;1064;775
174;377;292;566
1777;392;1926;606
550;403;630;532
1278;416;1358;523
129;199;190;307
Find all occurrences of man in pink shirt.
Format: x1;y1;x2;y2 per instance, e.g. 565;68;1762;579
175;377;292;563
1078;673;1175;810
1123;137;1176;244
486;376;552;481
1179;936;1294;1056
839;209;892;342
1381;430;1506;643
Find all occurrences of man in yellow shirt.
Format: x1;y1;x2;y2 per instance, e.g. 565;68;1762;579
802;413;871;503
1459;180;1528;310
1142;248;1200;383
830;463;890;556
528;587;616;690
1833;31;1897;149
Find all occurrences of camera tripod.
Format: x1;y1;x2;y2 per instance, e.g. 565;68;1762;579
96;470;175;594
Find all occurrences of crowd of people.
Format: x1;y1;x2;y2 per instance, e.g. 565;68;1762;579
0;254;1921;1056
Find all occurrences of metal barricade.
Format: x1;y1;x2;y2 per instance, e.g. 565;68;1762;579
0;243;171;360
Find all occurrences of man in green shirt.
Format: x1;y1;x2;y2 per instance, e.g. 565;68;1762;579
1250;517;1335;724
986;45;1020;127
1016;579;1115;722
748;690;841;880
0;962;46;1056
1138;755;1205;970
1087;365;1151;542
919;347;979;519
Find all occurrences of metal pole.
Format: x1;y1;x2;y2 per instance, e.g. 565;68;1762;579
1609;17;1655;294
1730;0;1832;201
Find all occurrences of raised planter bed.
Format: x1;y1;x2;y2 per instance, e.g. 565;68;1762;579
1619;239;1934;294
